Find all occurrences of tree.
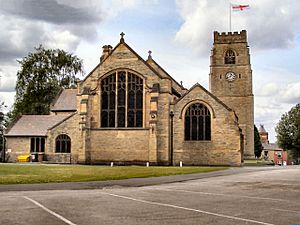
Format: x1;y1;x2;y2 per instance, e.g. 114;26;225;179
276;103;300;163
0;101;7;161
254;124;263;158
9;45;83;123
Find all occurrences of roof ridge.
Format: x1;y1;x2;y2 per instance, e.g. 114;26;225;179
82;38;167;83
173;83;233;112
5;114;71;136
122;42;164;79
50;88;63;109
48;112;77;130
147;58;186;90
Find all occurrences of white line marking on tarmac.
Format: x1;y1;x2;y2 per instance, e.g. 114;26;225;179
103;192;274;225
23;196;76;225
157;188;299;205
271;208;300;214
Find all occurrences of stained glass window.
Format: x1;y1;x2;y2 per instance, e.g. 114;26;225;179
184;103;211;141
55;134;71;153
101;73;116;127
127;72;143;127
101;71;143;128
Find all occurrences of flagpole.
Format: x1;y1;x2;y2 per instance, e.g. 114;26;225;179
229;3;232;32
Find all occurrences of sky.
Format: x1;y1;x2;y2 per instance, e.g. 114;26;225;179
0;0;300;142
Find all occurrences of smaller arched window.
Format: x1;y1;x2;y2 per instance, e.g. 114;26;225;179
55;134;71;153
225;50;235;64
185;103;211;141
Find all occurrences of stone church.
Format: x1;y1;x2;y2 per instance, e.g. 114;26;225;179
5;30;254;166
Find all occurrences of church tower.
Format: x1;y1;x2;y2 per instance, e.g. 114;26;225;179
209;30;254;159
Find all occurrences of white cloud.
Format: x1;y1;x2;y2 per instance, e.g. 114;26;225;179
0;65;18;92
253;67;300;142
0;0;142;111
257;83;279;96
175;0;300;56
0;0;299;145
279;82;300;104
175;0;225;56
43;29;80;52
254;97;292;143
0;91;15;112
0;0;141;64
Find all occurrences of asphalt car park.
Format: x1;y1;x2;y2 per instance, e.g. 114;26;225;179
0;166;299;225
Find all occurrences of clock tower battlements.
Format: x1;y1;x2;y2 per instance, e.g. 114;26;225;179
214;30;247;44
209;30;252;97
209;30;254;159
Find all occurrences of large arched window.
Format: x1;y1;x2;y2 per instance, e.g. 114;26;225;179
55;135;71;153
101;71;143;128
224;49;236;64
184;103;211;141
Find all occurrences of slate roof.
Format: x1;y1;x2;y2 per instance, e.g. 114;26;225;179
82;37;173;84
259;125;267;133
262;143;283;151
173;83;233;112
50;89;77;112
5;115;69;136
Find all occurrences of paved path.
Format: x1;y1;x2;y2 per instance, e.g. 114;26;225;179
0;166;299;225
0;166;289;192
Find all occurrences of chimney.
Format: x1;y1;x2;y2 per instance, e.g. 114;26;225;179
100;45;112;62
259;124;269;144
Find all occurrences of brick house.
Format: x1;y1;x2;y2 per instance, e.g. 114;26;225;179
5;30;254;166
259;125;288;165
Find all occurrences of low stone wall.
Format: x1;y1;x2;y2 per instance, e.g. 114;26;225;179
46;153;79;164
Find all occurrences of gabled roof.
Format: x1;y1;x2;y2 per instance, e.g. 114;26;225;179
5;115;69;136
146;57;186;91
50;89;77;112
173;83;233;112
82;37;170;83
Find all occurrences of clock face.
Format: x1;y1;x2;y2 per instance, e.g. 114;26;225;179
225;72;236;81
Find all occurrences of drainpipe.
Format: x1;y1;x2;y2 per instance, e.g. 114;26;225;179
170;111;174;166
0;112;4;163
1;131;4;163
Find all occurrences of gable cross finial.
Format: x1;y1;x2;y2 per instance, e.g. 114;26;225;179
120;32;125;43
148;50;152;60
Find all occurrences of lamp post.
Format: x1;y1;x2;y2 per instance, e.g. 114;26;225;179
0;112;4;163
169;111;174;166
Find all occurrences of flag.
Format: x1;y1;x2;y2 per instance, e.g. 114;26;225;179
229;3;250;32
231;4;250;11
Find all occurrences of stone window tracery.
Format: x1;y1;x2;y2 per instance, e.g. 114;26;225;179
101;71;143;128
184;103;211;141
55;134;71;153
225;49;236;64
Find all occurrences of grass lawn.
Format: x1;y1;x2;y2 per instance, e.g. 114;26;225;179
0;164;228;185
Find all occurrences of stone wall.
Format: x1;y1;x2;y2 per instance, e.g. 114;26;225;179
47;113;81;164
89;129;150;164
209;30;254;158
172;85;242;166
5;137;31;162
75;41;177;165
219;96;254;158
